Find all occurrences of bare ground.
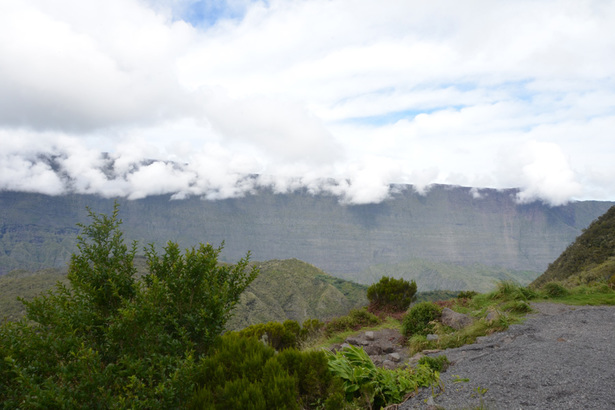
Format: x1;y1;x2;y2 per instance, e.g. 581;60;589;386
399;302;615;409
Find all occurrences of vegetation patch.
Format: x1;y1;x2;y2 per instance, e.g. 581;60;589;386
402;302;442;337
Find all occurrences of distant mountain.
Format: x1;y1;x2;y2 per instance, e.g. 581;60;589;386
531;206;615;287
1;185;613;290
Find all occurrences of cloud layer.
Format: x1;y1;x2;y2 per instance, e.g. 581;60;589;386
1;0;614;205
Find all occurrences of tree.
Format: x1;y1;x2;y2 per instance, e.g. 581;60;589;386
0;203;258;407
366;276;417;312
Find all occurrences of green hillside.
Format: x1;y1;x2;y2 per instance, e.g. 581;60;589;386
531;206;615;287
227;259;367;330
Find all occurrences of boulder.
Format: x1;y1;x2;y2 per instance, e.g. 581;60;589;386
441;307;474;330
427;334;439;341
364;331;375;341
389;352;401;362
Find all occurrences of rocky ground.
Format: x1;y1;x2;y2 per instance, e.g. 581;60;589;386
398;302;615;409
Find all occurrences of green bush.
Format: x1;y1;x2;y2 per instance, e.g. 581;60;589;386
325;308;381;337
402;302;442;337
190;333;346;409
542;282;570;298
367;276;417;312
238;319;325;350
609;275;615;290
0;204;258;407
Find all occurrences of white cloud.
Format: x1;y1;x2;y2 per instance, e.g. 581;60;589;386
1;0;614;205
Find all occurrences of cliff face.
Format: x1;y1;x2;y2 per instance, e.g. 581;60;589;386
1;185;613;283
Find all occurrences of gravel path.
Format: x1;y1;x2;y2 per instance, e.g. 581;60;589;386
400;303;615;409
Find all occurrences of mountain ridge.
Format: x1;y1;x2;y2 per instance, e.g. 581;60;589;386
1;185;613;288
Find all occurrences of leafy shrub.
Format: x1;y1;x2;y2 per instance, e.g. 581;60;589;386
367;276;417;312
542;282;569;298
0;204;258;408
190;333;346;409
402;302;442;337
239;320;299;350
327;344;439;409
325;308;381;337
418;355;450;372
608;274;615;290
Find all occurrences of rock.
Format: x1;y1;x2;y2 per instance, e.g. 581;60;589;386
341;343;352;350
345;337;361;346
389;352;401;362
441;307;474;330
408;352;425;367
427;334;439;341
365;331;375;341
364;345;383;356
381;342;396;353
382;360;396;370
485;310;499;323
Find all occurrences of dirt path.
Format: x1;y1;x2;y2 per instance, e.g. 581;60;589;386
400;303;615;409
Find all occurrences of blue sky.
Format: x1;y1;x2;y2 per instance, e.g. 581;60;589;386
1;0;614;205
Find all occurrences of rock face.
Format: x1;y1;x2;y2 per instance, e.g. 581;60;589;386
441;308;474;330
1;187;612;285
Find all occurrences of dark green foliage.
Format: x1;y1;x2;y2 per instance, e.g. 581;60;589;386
609;275;615;289
418;355;450;372
402;302;442;337
0;204;258;407
324;308;381;337
190;333;345;409
367;276;417;312
533;206;615;287
542;282;570;298
238;320;299;350
457;290;478;300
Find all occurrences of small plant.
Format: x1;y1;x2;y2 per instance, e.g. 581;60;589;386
542;282;569;298
367;276;417;312
327;345;440;409
418;355;450;372
402;302;442;337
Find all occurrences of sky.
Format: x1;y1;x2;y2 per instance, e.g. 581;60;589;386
1;0;614;205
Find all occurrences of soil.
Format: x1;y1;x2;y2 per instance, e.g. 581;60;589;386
398;302;615;409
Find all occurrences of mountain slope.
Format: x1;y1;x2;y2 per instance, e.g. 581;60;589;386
1;186;613;289
227;259;367;330
531;206;615;287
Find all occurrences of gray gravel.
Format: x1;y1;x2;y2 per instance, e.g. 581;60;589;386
400;303;615;410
